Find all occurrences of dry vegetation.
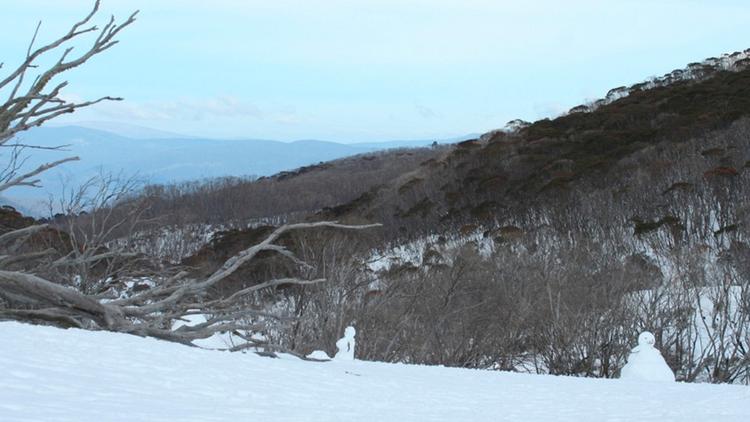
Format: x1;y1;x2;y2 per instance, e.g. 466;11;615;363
257;120;750;383
131;146;448;227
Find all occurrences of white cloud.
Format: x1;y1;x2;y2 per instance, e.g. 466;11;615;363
94;96;263;122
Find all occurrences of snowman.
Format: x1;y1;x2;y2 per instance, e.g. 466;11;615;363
334;326;356;361
620;331;675;382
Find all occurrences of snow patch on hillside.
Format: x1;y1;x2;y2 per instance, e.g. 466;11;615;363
367;228;493;273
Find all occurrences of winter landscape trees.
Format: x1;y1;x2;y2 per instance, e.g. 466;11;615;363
0;0;748;394
0;1;378;354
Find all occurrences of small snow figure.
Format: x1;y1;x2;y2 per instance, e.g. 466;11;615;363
335;326;356;361
620;331;674;382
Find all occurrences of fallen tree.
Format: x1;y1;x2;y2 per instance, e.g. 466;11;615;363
0;221;379;350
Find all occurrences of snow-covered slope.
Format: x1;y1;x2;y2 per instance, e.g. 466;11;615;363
1;323;748;421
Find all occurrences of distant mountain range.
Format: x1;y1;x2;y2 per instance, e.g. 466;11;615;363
2;125;476;214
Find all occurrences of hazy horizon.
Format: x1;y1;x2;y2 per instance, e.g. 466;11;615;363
44;121;477;144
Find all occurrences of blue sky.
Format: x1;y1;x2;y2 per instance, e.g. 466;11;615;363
2;0;750;142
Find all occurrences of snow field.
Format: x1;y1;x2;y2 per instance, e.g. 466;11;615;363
1;322;748;422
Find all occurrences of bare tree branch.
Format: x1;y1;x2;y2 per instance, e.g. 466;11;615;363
0;156;79;192
0;224;49;247
0;0;138;160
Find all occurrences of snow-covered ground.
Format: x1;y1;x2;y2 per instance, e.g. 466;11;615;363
1;322;748;422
